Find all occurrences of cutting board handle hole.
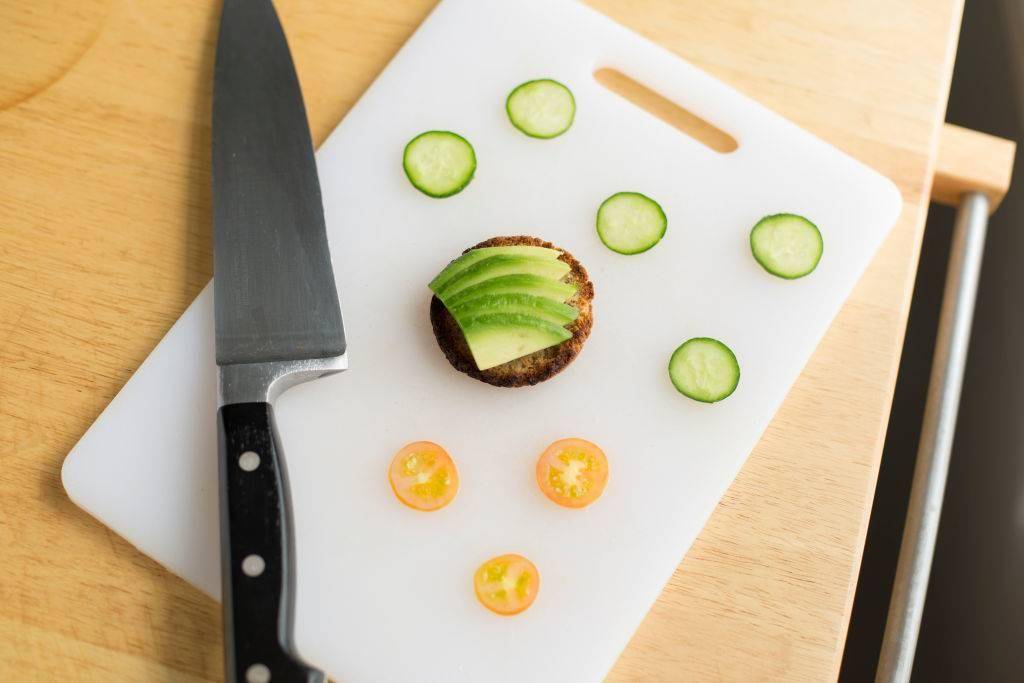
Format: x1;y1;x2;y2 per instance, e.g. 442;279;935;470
593;68;738;154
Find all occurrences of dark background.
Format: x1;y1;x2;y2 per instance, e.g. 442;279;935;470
840;1;1024;680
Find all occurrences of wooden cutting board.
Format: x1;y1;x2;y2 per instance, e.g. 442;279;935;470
59;0;903;680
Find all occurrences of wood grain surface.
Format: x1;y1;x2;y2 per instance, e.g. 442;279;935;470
0;0;963;680
932;123;1016;211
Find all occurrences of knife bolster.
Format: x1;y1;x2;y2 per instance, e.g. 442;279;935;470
219;354;347;405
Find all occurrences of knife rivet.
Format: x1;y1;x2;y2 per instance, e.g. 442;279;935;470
242;554;266;577
245;663;271;683
238;451;261;471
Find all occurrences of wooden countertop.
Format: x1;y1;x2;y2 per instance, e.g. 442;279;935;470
0;0;963;680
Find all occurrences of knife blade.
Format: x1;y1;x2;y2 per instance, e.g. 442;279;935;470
212;0;345;681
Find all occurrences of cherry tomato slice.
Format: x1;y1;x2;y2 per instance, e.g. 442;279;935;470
474;554;540;616
388;441;459;511
535;438;608;509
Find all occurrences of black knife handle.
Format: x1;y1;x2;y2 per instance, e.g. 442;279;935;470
218;402;324;683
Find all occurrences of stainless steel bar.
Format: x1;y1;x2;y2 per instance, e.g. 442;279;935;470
875;191;990;683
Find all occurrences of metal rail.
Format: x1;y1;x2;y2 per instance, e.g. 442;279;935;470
875;191;990;683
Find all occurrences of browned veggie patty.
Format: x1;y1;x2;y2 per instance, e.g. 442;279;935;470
429;235;594;387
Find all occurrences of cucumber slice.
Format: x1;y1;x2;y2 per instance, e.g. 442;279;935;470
448;293;579;327
506;79;576;139
435;255;570;302
668;337;740;403
428;246;560;293
402;131;476;198
443;274;577;308
596;192;667;254
749;213;822;279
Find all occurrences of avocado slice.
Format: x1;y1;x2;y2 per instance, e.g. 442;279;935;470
458;313;572;370
429;246;560;293
442;274;577;308
449;293;579;327
435;255;570;302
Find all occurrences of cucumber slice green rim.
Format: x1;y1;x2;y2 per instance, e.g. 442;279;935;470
506;79;576;139
402;130;477;198
749;213;823;279
668;337;740;403
596;191;667;255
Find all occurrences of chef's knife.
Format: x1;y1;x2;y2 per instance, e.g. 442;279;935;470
213;1;345;681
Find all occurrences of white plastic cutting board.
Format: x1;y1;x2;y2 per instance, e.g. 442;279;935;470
62;0;902;680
